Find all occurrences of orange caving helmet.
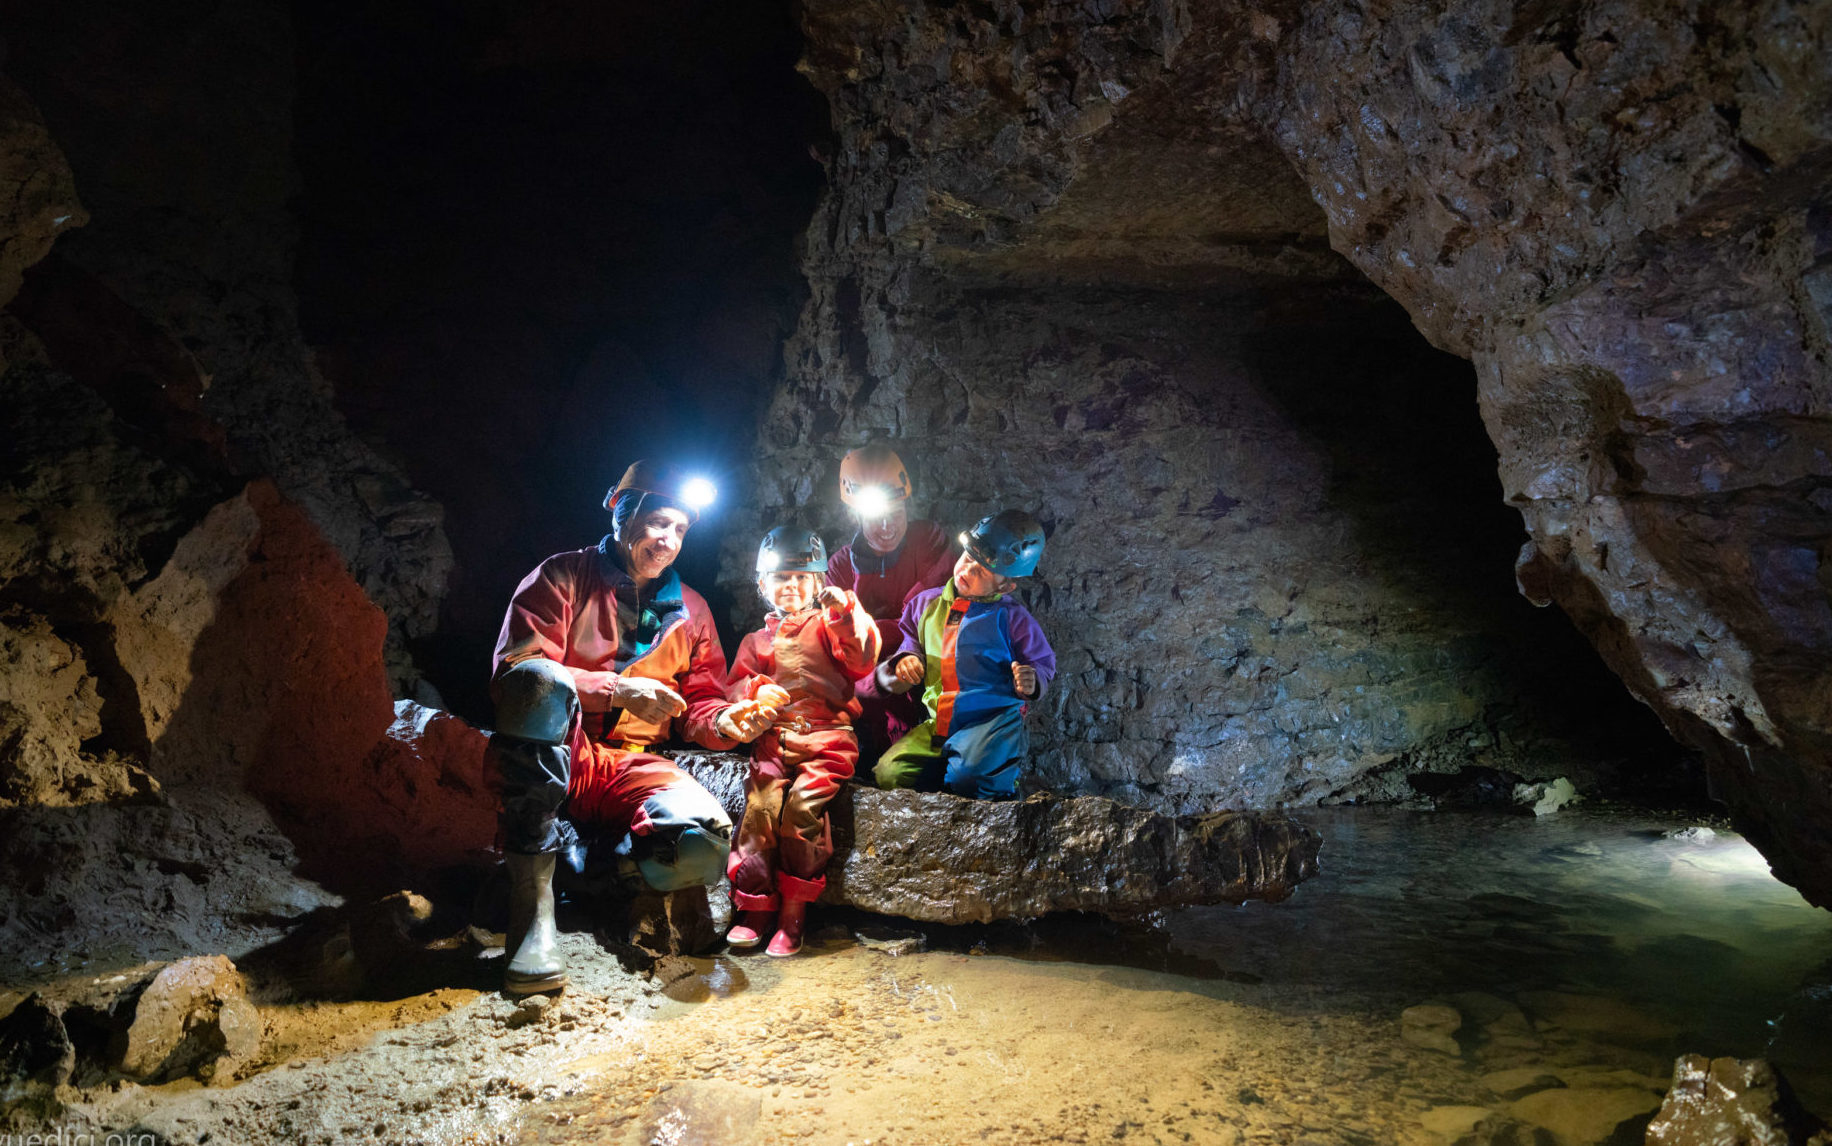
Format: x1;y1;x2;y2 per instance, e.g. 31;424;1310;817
839;445;912;510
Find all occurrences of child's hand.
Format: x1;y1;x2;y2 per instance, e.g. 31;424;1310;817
1011;662;1038;698
817;585;849;613
754;683;792;712
893;655;926;686
716;698;779;743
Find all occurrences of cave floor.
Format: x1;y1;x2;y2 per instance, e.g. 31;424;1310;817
27;807;1832;1145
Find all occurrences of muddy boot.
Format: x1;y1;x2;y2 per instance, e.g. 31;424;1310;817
766;900;806;958
504;852;566;994
727;910;776;949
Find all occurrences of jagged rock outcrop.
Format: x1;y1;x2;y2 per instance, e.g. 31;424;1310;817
1647;1055;1831;1145
1268;0;1832;903
0;360;423;975
2;0;452;683
0;76;85;322
739;0;1678;819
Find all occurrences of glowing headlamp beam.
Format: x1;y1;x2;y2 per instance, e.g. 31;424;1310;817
852;485;894;519
681;477;718;512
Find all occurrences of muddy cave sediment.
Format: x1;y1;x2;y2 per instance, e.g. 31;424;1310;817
0;0;1829;1141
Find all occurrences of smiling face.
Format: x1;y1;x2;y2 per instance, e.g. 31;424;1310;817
622;506;692;585
857;503;909;555
952;550;1013;599
760;571;822;614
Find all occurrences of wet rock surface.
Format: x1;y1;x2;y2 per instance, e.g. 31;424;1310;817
823;787;1319;924
1648;1055;1832;1146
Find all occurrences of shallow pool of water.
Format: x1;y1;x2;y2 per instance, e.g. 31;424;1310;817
520;807;1832;1145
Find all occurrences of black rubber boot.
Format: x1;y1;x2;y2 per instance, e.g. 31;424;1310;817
504;851;566;995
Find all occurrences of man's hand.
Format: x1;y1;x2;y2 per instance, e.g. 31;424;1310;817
716;698;779;744
610;676;687;724
818;585;850;613
1011;662;1038;699
894;655;925;686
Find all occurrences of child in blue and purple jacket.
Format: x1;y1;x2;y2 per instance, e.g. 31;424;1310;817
872;510;1056;799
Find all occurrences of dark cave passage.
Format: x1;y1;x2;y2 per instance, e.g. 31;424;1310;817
291;0;831;720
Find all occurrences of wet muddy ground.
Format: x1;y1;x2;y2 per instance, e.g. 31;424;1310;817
12;808;1832;1145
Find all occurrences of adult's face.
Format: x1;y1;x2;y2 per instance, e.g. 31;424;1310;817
858;503;909;555
624;506;691;585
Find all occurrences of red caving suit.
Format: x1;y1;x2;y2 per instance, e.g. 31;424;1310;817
826;520;957;762
724;590;881;908
492;543;737;839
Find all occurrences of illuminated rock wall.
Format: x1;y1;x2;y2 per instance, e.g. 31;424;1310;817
730;0;1675;814
754;0;1832;904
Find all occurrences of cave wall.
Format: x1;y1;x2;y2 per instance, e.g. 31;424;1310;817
0;0;452;683
1270;0;1832;901
731;0;1675;812
771;0;1832;900
0;1;482;974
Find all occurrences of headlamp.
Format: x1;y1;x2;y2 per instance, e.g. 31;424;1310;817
680;477;718;512
852;484;894;519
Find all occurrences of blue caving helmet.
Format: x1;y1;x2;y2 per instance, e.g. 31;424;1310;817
756;526;828;574
962;509;1046;578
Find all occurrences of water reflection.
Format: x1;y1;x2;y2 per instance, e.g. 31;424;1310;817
1170;809;1832;1108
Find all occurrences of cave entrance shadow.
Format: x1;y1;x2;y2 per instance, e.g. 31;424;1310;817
1237;288;1694;797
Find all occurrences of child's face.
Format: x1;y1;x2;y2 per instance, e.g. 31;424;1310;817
761;571;823;613
953;551;1013;598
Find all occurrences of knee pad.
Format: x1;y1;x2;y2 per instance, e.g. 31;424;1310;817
494;658;580;745
618;784;734;892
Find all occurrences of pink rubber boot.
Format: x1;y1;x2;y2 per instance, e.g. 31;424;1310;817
766;900;806;957
727;910;776;949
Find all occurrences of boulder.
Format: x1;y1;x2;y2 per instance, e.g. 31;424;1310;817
1646;1055;1831;1146
1401;1003;1465;1057
351;701;497;880
676;752;1322;923
117;955;260;1085
821;786;1319;924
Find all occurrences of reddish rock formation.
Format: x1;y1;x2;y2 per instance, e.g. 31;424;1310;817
354;702;497;880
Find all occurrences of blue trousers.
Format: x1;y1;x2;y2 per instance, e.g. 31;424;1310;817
873;705;1029;799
